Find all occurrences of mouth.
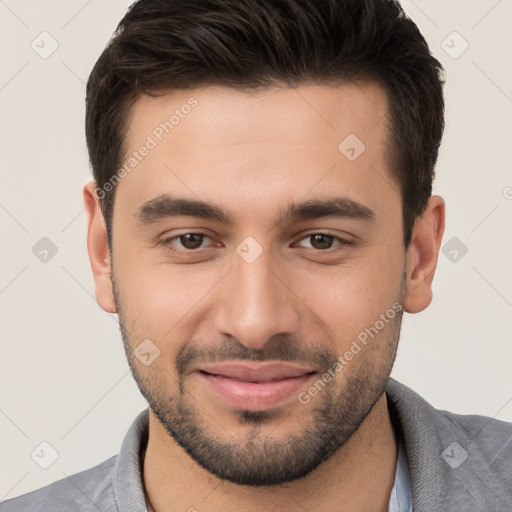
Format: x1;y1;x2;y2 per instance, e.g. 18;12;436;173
196;362;317;411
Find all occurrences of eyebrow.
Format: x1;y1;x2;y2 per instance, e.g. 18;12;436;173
134;194;376;227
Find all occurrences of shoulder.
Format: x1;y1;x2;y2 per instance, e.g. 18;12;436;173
428;400;512;507
388;378;512;461
387;378;512;508
436;405;512;471
0;455;118;512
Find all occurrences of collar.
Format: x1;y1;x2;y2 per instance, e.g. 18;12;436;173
113;409;149;512
385;378;448;510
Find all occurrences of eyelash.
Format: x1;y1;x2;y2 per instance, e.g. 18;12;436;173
159;231;352;254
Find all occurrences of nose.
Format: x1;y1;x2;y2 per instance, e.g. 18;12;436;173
213;245;301;350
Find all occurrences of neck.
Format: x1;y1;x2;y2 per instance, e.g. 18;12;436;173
143;393;398;512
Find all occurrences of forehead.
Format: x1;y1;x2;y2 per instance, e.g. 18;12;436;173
115;82;397;223
126;81;390;149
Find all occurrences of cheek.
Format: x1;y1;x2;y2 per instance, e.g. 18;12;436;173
115;256;220;343
290;254;403;341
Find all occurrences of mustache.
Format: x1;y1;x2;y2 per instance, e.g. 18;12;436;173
176;336;335;376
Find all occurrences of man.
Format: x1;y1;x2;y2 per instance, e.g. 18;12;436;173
1;0;510;510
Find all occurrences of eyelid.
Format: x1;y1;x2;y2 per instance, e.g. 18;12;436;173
293;231;353;249
159;231;215;252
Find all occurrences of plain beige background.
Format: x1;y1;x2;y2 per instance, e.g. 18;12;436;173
0;0;511;500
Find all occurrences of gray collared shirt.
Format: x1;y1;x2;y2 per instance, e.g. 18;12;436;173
0;408;411;512
2;378;511;511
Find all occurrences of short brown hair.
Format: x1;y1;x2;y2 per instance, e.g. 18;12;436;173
85;0;445;248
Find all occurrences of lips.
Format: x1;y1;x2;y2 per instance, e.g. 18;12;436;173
199;361;315;381
196;362;317;411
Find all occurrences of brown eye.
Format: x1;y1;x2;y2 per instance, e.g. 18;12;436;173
309;234;335;250
160;232;212;253
176;233;206;250
295;233;351;251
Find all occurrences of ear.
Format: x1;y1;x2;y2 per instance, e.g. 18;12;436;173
403;195;445;314
83;181;116;314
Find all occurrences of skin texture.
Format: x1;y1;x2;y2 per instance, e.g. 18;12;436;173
84;82;445;511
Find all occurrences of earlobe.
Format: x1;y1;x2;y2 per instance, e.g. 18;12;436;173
83;181;117;314
403;195;445;314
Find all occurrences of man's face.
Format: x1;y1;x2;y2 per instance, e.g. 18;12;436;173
109;83;407;485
